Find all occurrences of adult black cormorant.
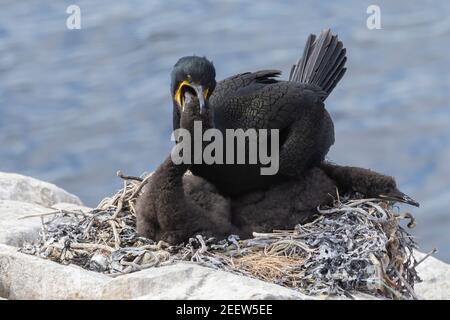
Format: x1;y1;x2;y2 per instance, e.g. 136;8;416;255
135;92;330;243
136;93;418;244
171;29;346;196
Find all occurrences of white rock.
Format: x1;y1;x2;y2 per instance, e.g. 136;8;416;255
2;242;450;300
102;262;309;300
0;200;91;247
0;244;310;300
0;200;47;247
414;250;450;300
0;172;82;207
0;244;110;300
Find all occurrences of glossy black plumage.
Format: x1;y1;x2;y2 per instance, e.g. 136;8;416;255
136;94;334;243
171;29;347;196
136;95;418;244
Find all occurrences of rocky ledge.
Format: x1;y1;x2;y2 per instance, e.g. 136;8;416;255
0;171;448;300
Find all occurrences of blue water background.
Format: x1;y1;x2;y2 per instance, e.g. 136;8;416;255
1;0;449;260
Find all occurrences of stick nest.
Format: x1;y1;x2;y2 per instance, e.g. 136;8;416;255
21;171;424;299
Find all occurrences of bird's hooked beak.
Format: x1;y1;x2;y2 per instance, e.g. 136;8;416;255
378;188;420;207
191;83;207;113
175;81;208;114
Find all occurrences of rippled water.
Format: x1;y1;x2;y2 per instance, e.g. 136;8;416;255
1;0;449;261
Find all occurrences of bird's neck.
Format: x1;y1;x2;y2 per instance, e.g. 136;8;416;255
180;109;214;131
154;156;189;188
173;101;215;132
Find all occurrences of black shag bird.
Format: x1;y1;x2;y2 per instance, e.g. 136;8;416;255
171;29;346;196
136;92;333;243
136;93;331;243
136;94;418;244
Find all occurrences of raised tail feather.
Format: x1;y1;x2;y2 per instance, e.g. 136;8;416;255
289;29;347;100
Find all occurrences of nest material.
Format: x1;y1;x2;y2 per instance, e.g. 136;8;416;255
20;171;425;299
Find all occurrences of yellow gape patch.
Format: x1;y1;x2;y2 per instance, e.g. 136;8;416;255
174;81;209;110
174;80;190;108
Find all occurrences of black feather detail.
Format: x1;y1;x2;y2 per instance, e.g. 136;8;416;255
289;29;347;100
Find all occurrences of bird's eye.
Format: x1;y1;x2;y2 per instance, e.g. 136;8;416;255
186;75;193;83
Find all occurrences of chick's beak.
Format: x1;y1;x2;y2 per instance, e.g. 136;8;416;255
378;189;420;207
